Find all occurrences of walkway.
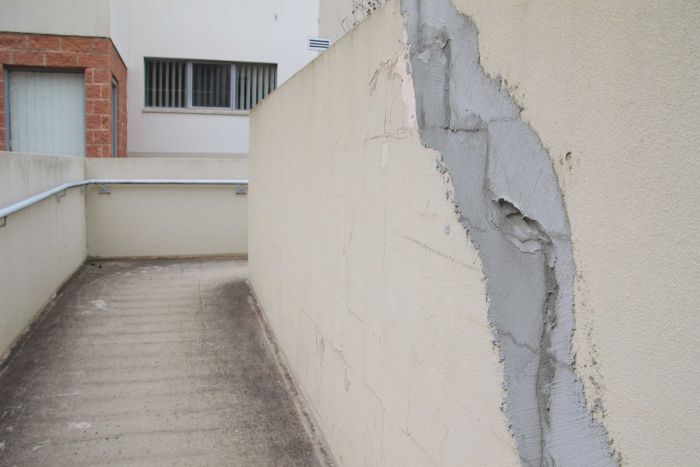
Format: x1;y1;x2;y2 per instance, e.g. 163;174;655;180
0;258;323;466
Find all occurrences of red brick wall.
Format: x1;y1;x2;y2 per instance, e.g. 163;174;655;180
0;32;127;157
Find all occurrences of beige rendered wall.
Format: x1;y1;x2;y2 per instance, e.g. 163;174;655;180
250;2;518;465
250;0;700;465
450;1;699;465
0;152;87;359
85;158;248;258
319;0;354;41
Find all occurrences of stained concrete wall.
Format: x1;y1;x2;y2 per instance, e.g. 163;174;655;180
0;154;248;357
0;152;87;359
85;158;248;258
250;0;700;465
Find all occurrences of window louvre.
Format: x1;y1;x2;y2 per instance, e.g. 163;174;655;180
192;63;231;108
308;37;331;51
145;59;187;108
145;59;276;111
235;63;276;111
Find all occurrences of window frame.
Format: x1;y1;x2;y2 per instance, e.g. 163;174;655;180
144;58;276;113
111;77;118;157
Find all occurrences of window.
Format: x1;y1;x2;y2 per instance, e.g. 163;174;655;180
145;60;186;108
192;63;231;108
6;70;85;156
144;59;277;111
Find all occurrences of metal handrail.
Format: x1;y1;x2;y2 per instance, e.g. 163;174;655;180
0;179;249;227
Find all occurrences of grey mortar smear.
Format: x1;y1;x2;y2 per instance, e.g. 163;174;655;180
400;0;616;465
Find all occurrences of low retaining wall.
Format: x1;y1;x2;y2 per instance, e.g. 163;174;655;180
1;153;249;358
0;152;86;359
86;157;248;258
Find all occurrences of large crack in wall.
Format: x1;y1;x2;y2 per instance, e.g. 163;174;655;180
400;0;616;465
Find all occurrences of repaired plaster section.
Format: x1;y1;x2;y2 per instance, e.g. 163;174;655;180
401;0;616;465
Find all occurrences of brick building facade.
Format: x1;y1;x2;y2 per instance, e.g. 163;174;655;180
0;32;127;157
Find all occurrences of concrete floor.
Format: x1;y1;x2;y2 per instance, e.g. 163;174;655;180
0;258;324;467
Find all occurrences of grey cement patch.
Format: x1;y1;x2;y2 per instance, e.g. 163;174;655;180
401;0;616;465
0;259;324;467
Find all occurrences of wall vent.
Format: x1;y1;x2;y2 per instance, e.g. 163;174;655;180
308;37;331;52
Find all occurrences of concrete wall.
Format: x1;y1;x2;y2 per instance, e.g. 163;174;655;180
85;157;248;258
0;152;86;359
0;153;247;357
250;0;700;465
319;0;354;42
125;0;321;157
250;2;518;465
446;1;700;465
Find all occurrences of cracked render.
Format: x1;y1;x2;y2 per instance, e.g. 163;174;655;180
401;0;616;465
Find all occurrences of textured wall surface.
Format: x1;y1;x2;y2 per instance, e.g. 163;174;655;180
319;0;354;42
86;158;249;258
250;2;519;465
448;1;700;465
403;0;613;464
0;152;86;359
250;0;700;465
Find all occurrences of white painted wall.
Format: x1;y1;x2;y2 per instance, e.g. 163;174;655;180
0;0;128;60
0;0;111;38
109;0;129;63
249;3;519;465
0;152;87;359
86;157;248;258
125;0;322;157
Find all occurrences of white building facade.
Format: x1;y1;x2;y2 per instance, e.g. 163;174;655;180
124;0;322;158
0;0;331;158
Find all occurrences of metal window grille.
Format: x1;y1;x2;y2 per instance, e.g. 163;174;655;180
145;59;277;111
235;63;277;111
192;63;231;108
145;59;187;108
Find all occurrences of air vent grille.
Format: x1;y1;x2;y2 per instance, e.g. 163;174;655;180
308;37;331;51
